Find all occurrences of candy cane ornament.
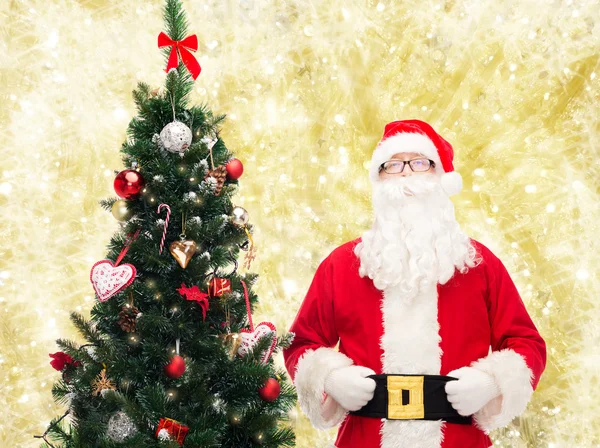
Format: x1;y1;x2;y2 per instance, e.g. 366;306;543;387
157;204;171;254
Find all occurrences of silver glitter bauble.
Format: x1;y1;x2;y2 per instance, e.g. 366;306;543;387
159;121;192;154
107;411;137;442
231;206;249;227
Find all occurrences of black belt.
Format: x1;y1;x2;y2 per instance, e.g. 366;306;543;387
349;374;472;425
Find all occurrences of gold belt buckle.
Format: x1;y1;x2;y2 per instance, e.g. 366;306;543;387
387;375;425;420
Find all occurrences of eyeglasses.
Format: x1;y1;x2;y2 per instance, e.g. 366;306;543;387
379;158;435;174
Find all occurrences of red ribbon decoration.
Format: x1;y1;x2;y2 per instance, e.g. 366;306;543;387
114;228;141;267
176;284;210;321
49;352;81;371
157;31;201;80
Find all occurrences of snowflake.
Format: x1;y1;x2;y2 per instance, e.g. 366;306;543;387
212;395;226;414
183;191;198;203
193;159;209;172
198;178;217;194
218;214;230;231
91;369;116;396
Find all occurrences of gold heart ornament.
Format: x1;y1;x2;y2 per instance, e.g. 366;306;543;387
169;239;197;269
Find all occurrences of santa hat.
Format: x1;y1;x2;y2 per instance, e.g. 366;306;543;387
370;119;463;196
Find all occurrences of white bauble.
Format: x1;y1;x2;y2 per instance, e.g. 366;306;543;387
159;121;192;154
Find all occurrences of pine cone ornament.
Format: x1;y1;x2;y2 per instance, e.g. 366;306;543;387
204;165;227;196
117;306;140;332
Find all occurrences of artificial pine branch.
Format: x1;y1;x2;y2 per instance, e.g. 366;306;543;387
163;0;189;44
70;312;103;345
34;410;70;447
55;339;95;366
273;332;295;353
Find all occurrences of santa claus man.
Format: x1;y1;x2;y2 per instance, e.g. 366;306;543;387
283;119;546;448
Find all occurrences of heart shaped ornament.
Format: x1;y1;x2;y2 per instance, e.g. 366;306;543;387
238;322;277;365
169;239;197;269
90;260;136;302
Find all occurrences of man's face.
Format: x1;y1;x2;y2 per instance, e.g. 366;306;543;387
358;151;475;294
378;152;435;181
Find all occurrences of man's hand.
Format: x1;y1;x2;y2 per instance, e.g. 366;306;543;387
324;365;376;411
445;367;501;416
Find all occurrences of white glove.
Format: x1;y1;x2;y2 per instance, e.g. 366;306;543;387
324;365;376;411
445;367;501;416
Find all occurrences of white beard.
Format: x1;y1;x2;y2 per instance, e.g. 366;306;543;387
354;174;480;300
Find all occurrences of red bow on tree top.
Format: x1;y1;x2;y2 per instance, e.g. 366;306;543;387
157;31;201;80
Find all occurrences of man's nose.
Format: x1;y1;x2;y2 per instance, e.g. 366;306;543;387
399;164;412;176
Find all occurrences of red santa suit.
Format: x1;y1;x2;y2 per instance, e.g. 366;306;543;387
283;237;546;448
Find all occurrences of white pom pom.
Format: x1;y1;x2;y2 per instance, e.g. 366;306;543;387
441;171;463;196
157;429;171;441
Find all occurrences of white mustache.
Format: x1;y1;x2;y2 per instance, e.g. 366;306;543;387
376;176;442;201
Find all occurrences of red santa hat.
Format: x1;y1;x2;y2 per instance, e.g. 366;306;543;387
370;119;463;196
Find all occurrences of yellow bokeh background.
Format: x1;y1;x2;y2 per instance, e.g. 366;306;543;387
1;0;599;446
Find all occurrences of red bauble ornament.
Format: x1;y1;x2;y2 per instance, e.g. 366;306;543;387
164;355;186;379
114;169;145;199
225;158;244;180
258;378;280;402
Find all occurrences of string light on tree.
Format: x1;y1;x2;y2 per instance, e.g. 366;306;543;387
227;409;243;426
252;431;266;444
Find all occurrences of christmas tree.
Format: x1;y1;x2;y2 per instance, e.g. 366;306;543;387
38;1;296;446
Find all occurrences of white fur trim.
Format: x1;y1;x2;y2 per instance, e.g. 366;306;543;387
469;348;534;433
380;284;444;448
370;132;444;182
294;347;353;430
441;171;463;196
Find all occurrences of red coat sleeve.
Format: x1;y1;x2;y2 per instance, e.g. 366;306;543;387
283;255;354;429
470;248;547;433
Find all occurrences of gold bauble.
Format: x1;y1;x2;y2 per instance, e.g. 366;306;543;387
111;200;132;221
219;332;242;360
231;206;249;227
